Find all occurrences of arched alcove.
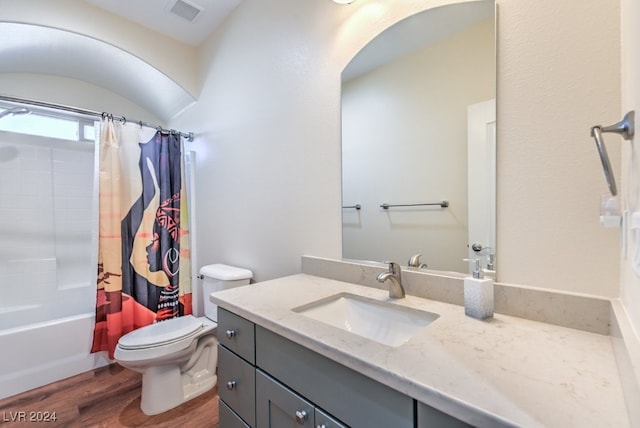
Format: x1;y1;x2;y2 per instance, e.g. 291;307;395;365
0;23;195;122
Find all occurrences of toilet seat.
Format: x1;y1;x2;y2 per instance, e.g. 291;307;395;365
118;315;204;350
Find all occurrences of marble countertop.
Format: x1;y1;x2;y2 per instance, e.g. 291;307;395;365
210;273;629;427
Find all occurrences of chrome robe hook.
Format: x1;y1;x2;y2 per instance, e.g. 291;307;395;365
590;110;635;196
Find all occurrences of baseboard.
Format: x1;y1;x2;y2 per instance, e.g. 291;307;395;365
610;300;640;426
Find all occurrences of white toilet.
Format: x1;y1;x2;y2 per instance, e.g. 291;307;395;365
114;264;253;415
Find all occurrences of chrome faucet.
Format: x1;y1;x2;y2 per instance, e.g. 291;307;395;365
376;261;406;299
408;253;427;269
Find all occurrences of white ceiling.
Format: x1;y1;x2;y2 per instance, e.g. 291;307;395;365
0;0;244;120
0;1;492;121
0;23;195;121
83;0;243;46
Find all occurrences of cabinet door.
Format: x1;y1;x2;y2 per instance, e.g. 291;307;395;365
256;326;413;428
315;408;348;428
256;370;314;428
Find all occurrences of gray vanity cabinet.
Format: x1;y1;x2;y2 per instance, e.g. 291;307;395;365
315;407;348;428
255;326;412;428
217;307;470;428
417;402;473;428
219;400;250;428
217;308;257;427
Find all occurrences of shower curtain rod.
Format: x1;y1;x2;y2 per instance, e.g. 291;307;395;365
0;94;194;142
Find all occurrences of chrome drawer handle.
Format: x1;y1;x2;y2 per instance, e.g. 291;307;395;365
316;425;327;428
225;329;236;339
295;410;308;424
226;380;237;390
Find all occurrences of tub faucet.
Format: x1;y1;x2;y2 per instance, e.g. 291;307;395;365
377;261;406;299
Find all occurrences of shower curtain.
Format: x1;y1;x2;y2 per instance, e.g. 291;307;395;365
91;118;192;358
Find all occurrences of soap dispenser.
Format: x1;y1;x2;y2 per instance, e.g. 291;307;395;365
464;258;494;320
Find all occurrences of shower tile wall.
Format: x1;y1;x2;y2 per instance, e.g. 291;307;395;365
0;138;95;313
52;146;95;289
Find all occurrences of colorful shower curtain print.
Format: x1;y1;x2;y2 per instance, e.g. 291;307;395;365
91;118;192;358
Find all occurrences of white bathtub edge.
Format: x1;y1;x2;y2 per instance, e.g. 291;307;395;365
0;313;112;400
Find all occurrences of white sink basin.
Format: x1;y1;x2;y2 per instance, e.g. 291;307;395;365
293;293;439;347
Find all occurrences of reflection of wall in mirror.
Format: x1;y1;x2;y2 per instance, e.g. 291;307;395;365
342;17;495;273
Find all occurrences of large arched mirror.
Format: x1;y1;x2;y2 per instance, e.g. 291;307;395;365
341;1;496;275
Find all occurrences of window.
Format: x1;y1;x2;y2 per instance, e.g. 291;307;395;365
0;106;98;142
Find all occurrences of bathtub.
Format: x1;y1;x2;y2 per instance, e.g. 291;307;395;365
0;120;111;400
0;288;110;400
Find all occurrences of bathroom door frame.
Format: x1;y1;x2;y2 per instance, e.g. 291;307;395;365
467;99;496;272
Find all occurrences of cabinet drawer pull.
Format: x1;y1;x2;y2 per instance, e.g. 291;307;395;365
226;380;237;390
316;425;327;428
225;329;236;339
295;410;308;424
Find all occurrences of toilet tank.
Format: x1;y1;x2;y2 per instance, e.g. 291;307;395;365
199;264;253;322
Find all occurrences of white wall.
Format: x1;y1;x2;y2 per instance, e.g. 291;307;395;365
173;0;347;281
172;0;622;296
620;0;640;332
341;18;495;272
0;0;624;297
496;0;621;297
171;0;493;282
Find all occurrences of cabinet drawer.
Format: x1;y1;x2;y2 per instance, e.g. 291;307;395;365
218;307;255;364
219;399;250;428
218;345;256;427
256;326;413;428
256;370;314;428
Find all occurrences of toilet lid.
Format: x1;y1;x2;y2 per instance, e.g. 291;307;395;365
118;315;204;350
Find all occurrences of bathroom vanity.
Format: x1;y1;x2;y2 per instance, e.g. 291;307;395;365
217;307;467;427
212;258;632;427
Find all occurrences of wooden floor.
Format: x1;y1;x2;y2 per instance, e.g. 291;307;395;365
0;364;219;427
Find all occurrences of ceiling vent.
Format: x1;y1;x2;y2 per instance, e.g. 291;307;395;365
168;0;204;23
